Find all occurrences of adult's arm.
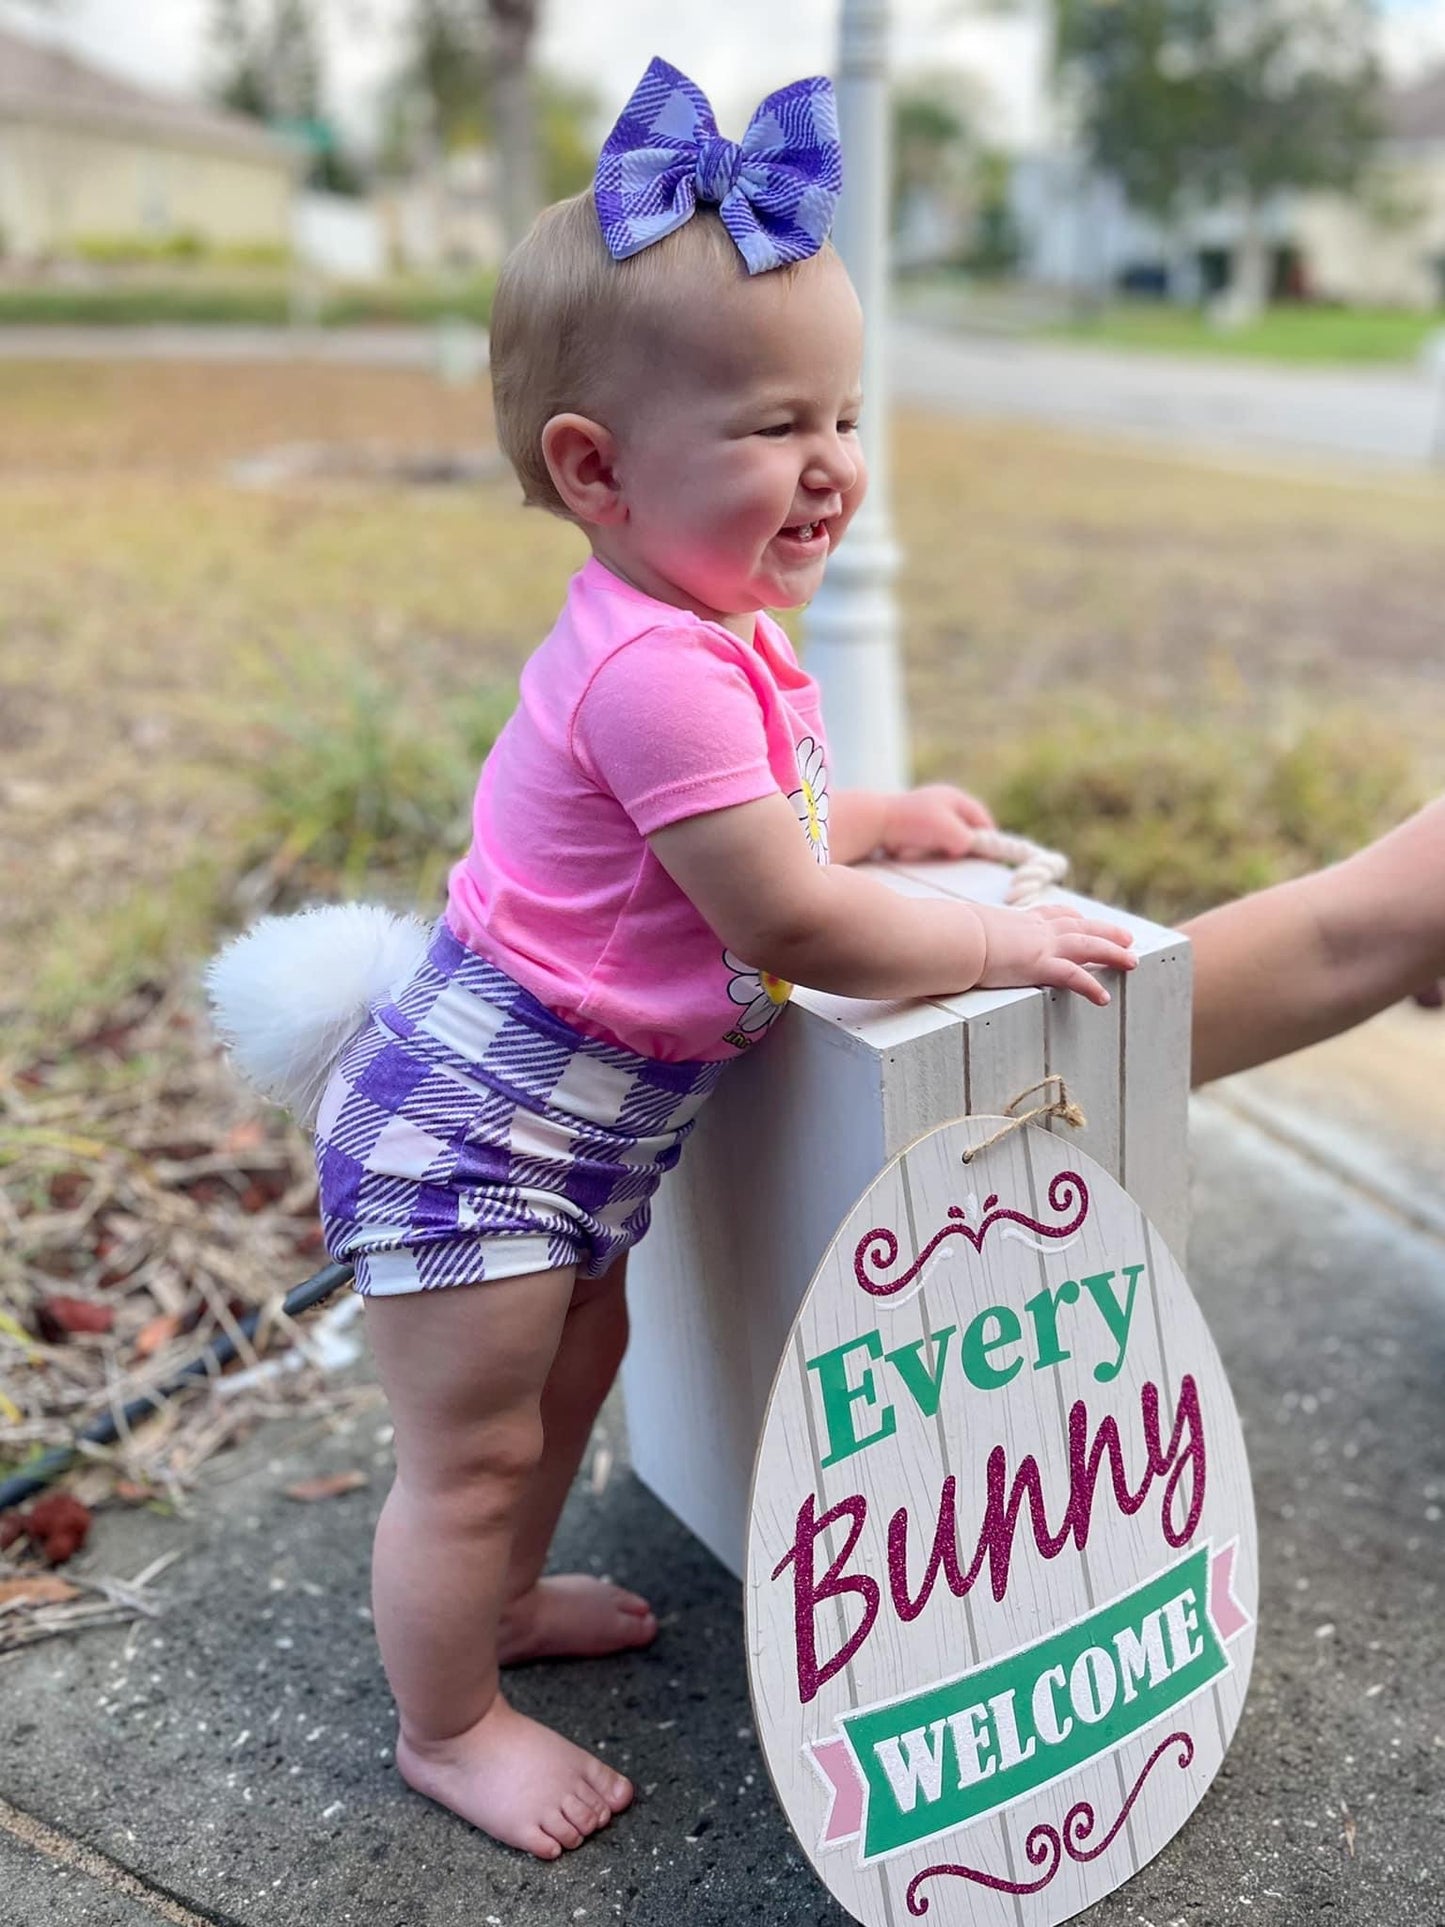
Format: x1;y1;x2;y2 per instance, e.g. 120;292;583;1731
1184;798;1445;1087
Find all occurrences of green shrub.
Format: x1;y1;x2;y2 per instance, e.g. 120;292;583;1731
214;240;293;268
939;710;1422;925
0;271;493;329
71;229;208;264
0;282;295;325
159;228;207;261
248;679;514;909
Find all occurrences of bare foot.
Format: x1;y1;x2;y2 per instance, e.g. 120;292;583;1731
498;1575;658;1665
397;1694;632;1859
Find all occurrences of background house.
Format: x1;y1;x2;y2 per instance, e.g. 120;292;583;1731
1012;71;1445;311
1294;70;1445;309
0;26;298;262
375;147;503;274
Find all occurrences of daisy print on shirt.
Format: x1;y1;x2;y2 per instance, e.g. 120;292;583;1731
722;951;794;1050
790;736;829;865
719;735;830;1051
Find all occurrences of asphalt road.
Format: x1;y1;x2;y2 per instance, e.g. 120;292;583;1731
889;319;1445;473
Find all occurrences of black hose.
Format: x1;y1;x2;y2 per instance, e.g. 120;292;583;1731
0;1261;355;1515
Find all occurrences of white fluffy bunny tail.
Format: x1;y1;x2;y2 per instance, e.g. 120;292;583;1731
206;904;431;1125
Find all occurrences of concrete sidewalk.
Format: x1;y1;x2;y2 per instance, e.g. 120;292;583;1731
1;1091;1442;1926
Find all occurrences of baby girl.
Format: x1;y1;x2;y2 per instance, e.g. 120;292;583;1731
211;60;1135;1861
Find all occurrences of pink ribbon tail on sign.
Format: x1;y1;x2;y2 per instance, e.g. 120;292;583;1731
808;1736;867;1848
1210;1540;1251;1643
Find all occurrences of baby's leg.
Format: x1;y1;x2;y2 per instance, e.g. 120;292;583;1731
498;1253;659;1664
365;1268;632;1858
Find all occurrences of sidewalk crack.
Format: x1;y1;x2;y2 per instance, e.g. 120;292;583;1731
0;1795;250;1927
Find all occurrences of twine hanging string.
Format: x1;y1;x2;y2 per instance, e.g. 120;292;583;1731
961;1075;1087;1164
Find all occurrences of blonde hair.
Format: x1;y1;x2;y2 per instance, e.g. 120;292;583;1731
489;190;815;517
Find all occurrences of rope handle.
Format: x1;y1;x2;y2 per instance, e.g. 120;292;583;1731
965;827;1070;908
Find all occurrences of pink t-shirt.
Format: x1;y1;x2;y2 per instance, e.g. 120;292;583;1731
447;556;831;1063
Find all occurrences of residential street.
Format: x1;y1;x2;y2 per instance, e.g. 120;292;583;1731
889;319;1444;472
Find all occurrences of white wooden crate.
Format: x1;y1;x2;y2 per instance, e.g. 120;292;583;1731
621;858;1192;1577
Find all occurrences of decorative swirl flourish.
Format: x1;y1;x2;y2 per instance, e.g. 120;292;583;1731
904;1730;1195;1915
855;1171;1089;1299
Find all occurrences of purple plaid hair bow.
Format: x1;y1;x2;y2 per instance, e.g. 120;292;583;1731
594;57;843;276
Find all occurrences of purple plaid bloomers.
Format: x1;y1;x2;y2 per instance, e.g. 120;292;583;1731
315;921;724;1295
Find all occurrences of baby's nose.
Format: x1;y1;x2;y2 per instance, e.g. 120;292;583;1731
805;444;857;493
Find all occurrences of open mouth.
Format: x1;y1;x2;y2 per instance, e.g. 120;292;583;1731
775;519;830;554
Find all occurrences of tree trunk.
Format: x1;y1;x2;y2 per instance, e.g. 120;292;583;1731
1228;205;1270;326
1166;225;1199;307
487;0;541;254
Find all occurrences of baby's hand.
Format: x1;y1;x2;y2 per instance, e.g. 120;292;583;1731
881;784;995;861
978;903;1136;1008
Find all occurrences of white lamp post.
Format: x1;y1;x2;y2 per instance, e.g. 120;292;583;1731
803;0;910;793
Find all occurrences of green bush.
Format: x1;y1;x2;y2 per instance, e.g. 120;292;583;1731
214;240;293;268
948;711;1421;925
0;271;494;329
248;679;514;909
322;272;495;328
71;229;208;264
0;282;296;325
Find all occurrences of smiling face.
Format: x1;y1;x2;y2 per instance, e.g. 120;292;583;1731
577;245;867;637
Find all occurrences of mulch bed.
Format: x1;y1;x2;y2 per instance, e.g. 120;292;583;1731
0;979;369;1652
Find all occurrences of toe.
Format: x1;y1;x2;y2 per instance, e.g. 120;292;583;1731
588;1764;633;1813
622;1611;657;1647
526;1828;564;1861
562;1792;603;1837
545;1811;586;1852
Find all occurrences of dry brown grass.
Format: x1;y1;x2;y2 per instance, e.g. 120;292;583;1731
892;416;1445;782
3;358;1443;1043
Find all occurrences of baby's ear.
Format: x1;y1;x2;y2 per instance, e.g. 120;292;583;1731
541;414;625;525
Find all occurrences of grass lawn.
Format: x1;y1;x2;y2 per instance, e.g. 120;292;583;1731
1046;300;1443;365
2;357;1443;1051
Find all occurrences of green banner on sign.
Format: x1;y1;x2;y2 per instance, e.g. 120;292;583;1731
840;1546;1227;1861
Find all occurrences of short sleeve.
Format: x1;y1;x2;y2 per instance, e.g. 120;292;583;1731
573;627;781;835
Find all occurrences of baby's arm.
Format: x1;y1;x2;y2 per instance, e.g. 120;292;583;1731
1185;797;1445;1086
828;784;993;866
650;792;1135;1007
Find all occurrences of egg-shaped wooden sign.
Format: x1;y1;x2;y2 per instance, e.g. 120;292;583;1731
746;1116;1256;1926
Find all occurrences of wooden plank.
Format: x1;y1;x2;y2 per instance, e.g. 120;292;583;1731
626;859;1191;1578
1121;936;1194;1263
625;1012;887;1574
